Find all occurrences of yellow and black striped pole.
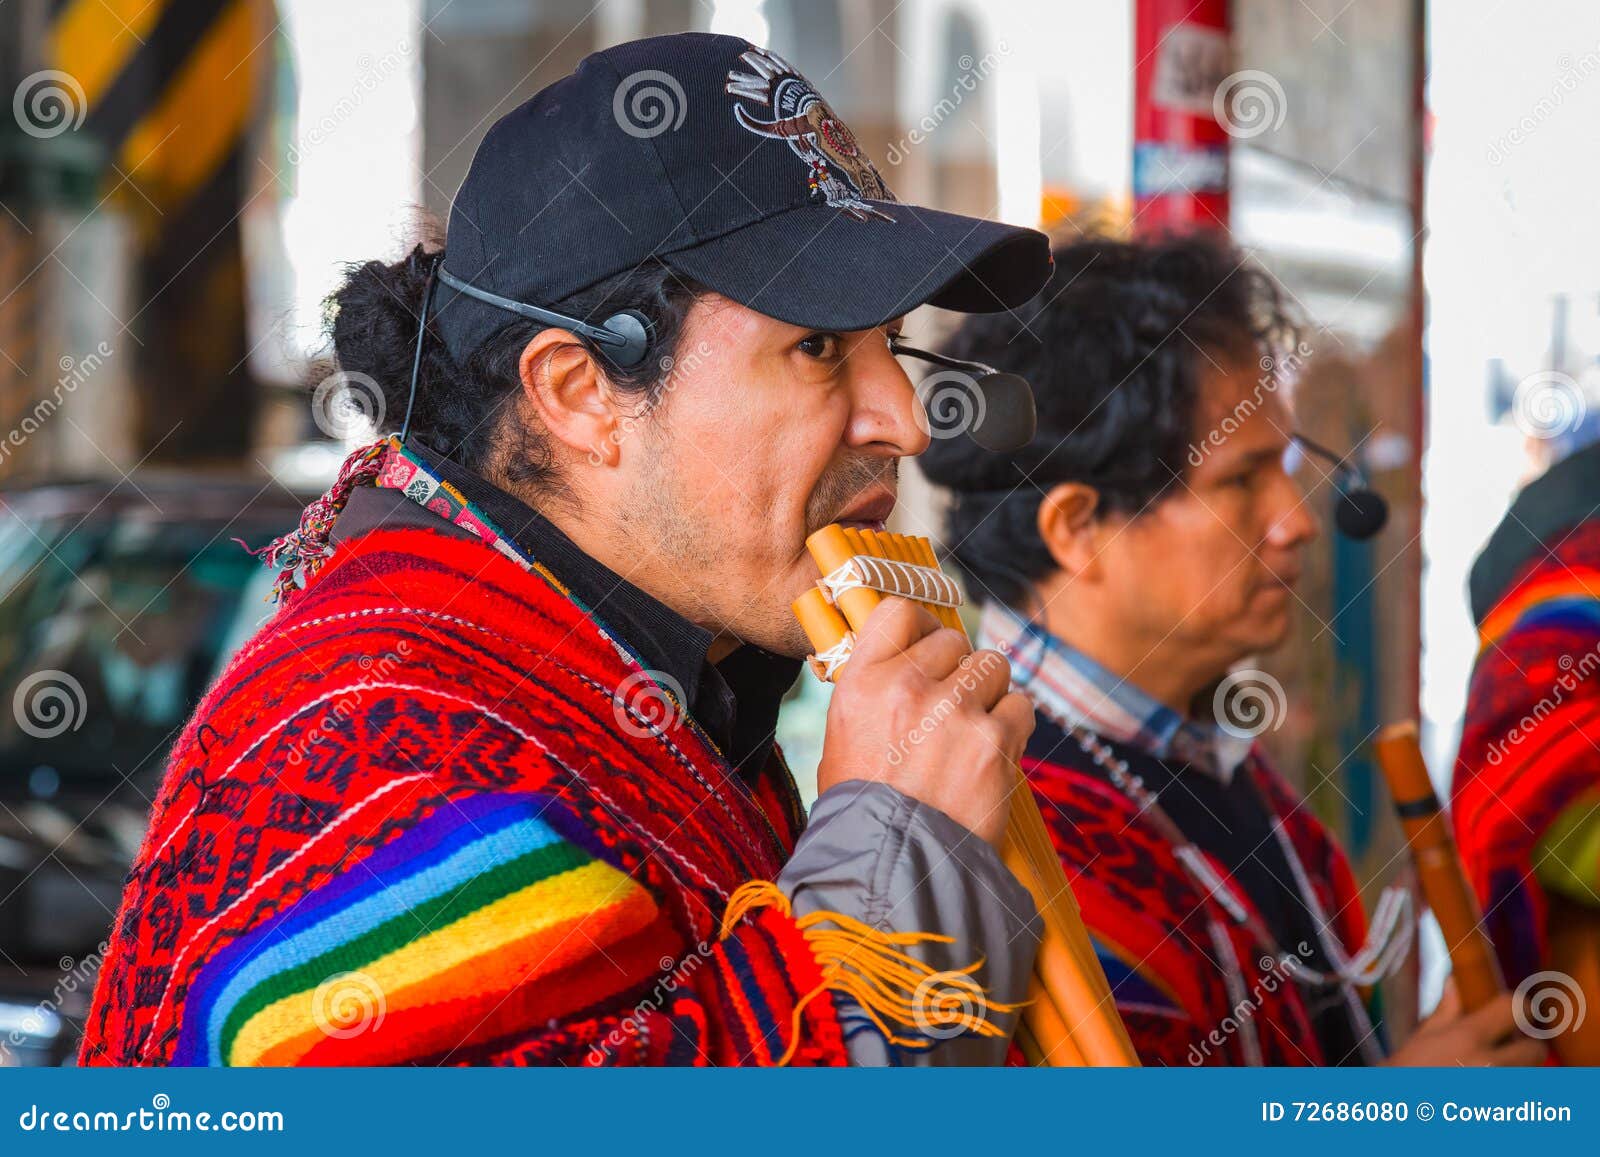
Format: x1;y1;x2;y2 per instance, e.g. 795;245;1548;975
49;0;272;461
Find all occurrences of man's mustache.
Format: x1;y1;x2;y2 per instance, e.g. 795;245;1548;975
805;458;899;533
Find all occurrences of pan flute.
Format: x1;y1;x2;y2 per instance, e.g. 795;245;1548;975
1372;722;1505;1011
792;524;1140;1066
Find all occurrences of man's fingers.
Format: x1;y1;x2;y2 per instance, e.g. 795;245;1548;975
1432;979;1462;1022
989;691;1037;752
937;647;1013;711
847;597;941;667
1464;992;1522;1040
901;626;973;681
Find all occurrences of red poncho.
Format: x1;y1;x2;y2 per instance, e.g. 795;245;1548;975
1023;737;1375;1066
79;524;848;1065
1454;518;1600;984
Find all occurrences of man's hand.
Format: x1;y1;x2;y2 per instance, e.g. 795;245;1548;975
815;597;1034;848
1384;983;1549;1066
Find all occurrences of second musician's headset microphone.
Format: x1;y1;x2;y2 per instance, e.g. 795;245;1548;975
405;264;1385;541
1289;433;1390;541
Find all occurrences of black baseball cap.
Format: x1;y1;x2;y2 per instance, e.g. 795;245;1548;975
433;32;1052;363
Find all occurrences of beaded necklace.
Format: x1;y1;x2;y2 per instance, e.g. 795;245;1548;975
1025;693;1408;1065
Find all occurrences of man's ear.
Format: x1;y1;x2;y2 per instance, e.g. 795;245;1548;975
517;329;619;466
1036;482;1103;580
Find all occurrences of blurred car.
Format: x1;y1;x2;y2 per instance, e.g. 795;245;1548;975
0;473;308;1064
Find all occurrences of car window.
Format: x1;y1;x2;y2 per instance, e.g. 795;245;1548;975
0;515;285;794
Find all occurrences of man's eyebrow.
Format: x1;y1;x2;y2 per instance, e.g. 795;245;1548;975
1227;445;1287;468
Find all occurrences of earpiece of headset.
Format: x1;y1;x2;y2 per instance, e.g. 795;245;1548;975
401;258;653;448
433;266;652;368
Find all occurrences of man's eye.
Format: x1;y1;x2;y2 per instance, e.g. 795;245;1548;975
797;333;842;359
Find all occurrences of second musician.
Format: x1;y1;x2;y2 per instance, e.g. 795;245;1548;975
919;235;1544;1068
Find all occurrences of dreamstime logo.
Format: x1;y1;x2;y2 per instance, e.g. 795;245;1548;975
0;341;114;469
312;971;387;1039
1187;941;1313;1065
3;939;108;1056
1484;640;1600;766
13;70;87;139
586;941;714;1063
911;970;989;1041
287;39;412;166
613;70;687;138
1486;41;1600;165
1511;370;1588;440
311;370;386;443
612;669;687;739
883;42;1010;165
286;640;411;766
1212;668;1287;739
13;670;87;740
1187;340;1314;467
1513;970;1587;1040
886;649;1010;767
15;1092;284;1132
1212;69;1287;139
587;341;714;465
915;369;986;441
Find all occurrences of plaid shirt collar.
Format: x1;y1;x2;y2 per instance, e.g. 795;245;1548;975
977;603;1254;783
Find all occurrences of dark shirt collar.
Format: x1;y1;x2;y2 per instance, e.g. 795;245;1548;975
411;442;800;780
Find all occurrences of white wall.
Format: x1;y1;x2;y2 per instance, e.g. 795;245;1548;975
1423;0;1600;770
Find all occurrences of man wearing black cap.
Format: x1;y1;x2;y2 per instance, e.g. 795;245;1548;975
80;33;1046;1067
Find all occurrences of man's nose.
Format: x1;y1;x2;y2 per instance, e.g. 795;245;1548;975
845;341;931;458
1266;471;1320;548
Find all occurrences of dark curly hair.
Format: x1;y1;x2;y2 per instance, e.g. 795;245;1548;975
322;242;703;492
918;233;1297;609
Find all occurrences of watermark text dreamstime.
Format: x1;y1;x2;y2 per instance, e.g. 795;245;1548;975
587;341;714;465
885;649;1010;767
1486;42;1600;166
17;1094;283;1134
1187;340;1314;468
585;940;713;1063
287;40;413;167
0;942;108;1063
285;641;412;765
1187;940;1313;1065
1484;640;1600;766
882;43;1010;166
0;342;114;468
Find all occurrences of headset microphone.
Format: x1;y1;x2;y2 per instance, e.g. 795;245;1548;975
1292;433;1389;541
403;260;653;447
892;342;1037;453
434;266;651;367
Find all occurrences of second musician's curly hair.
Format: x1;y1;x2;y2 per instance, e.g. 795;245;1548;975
918;232;1298;609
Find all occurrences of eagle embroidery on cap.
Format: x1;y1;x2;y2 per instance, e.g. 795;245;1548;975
725;45;895;222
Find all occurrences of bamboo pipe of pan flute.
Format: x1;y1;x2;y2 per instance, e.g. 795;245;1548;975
794;525;1139;1066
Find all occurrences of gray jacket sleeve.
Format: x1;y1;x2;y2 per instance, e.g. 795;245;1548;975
775;780;1041;1066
